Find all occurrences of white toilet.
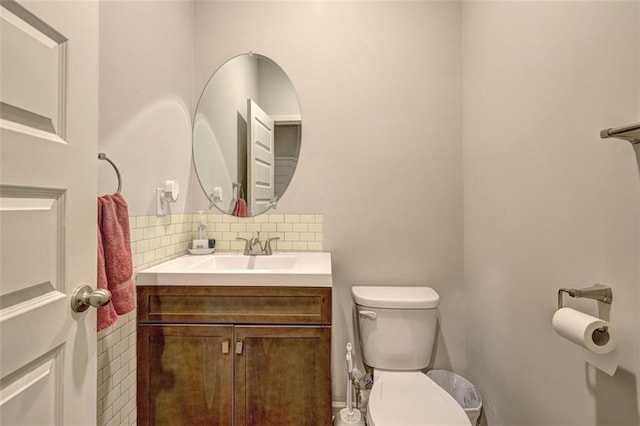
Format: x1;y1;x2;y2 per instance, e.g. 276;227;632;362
352;286;471;426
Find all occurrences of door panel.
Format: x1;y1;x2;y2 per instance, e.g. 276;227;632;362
138;325;234;426
235;326;332;426
0;1;99;424
247;99;275;215
0;0;67;139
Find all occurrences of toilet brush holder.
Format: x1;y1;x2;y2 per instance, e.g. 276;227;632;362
335;407;364;426
335;342;365;426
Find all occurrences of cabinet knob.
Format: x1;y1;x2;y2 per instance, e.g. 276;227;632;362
235;341;243;354
222;340;230;354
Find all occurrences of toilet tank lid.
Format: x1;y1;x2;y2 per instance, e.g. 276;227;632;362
351;286;440;309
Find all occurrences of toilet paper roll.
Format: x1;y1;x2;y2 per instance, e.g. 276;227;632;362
583;347;619;376
552;307;616;354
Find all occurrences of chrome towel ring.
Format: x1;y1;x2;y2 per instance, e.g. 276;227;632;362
98;152;122;193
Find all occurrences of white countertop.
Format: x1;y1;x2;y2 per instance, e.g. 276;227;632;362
136;252;332;287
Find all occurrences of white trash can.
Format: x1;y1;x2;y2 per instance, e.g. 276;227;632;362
427;370;482;426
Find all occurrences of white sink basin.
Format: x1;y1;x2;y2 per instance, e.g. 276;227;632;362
193;254;299;271
136;252;332;287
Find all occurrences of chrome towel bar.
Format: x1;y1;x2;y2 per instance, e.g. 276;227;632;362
600;122;640;145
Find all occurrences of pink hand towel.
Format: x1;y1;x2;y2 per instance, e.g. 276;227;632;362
97;201;118;331
99;193;135;316
233;197;248;217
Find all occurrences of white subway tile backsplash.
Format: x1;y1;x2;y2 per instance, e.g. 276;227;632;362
222;214;238;223
135;216;148;228
268;214;284;223
130;228;143;242
285;214;300;223
97;212;324;425
111;392;129;418
277;222;293;232
142;251;155;264
121;397;136;425
292;241;308;251
252;214;269;223
230;223;246;232
278;241;293;250
148;237;161;250
285;232;300;241
97;405;112;426
300;214;315;223
261;223;277;232
215;222;231;232
308;242;323;251
292;223;307;232
308;223;323;233
97;380;110;401
247;223;261;232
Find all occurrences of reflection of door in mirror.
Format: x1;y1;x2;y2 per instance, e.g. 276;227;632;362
247;99;275;216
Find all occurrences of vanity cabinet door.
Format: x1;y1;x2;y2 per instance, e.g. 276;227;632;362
137;325;233;426
234;326;332;426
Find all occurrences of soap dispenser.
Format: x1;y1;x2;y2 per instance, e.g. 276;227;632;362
192;211;208;249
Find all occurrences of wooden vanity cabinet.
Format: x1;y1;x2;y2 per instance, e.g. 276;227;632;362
137;286;332;426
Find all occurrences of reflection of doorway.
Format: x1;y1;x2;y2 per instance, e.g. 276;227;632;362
274;123;301;199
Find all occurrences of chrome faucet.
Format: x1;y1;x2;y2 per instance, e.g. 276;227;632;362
236;232;280;255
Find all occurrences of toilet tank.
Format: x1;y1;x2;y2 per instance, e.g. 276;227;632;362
351;286;439;370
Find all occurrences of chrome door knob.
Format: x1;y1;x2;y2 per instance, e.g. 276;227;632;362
71;285;112;312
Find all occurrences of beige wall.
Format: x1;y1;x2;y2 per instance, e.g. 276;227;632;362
191;1;465;400
99;0;194;216
463;2;640;424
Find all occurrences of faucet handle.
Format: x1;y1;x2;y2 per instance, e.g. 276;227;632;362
236;237;251;255
263;237;280;255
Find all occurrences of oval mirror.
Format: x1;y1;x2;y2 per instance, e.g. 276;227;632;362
193;53;302;217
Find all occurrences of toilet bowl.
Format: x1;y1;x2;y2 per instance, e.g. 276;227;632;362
351;286;470;426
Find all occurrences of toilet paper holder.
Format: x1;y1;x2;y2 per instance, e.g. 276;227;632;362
557;284;613;309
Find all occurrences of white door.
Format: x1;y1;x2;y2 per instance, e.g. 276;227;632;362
247;99;275;215
0;1;99;424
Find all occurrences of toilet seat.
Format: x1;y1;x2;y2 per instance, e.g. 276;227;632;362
367;371;470;426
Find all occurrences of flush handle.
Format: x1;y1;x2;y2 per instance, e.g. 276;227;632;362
358;310;377;320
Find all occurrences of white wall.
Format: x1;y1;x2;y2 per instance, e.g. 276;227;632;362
99;0;194;216
258;59;301;118
463;2;640;424
192;1;464;400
